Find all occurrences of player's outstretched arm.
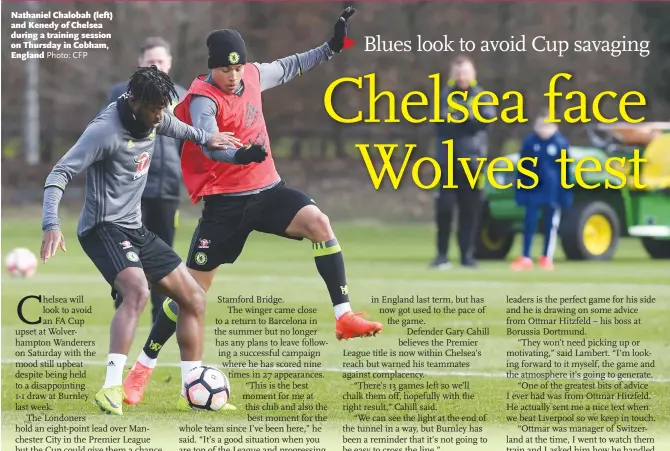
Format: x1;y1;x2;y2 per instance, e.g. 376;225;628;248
156;110;242;151
189;96;267;165
41;124;112;263
254;7;356;92
41;190;66;263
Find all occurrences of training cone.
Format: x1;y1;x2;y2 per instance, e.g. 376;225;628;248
343;37;356;50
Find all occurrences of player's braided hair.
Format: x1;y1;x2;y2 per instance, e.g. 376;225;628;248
126;65;178;107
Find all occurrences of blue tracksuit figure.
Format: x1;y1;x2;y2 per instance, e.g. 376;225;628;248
512;117;573;270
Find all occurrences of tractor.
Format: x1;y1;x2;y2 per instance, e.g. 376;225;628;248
475;122;670;261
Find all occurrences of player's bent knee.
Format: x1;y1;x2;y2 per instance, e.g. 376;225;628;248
120;286;150;314
180;287;206;317
287;205;333;241
310;212;333;242
114;268;150;313
301;209;332;242
135;287;151;308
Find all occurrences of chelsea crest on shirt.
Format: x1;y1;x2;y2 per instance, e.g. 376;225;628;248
130;129;155;181
133;151;152;180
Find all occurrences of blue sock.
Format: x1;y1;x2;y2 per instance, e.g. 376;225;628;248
523;205;539;258
542;205;561;258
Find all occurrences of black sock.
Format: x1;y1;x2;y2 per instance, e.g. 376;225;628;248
151;291;168;323
142;298;178;359
313;238;349;306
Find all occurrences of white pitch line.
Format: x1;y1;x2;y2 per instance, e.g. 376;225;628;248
4;358;669;383
3;273;669;290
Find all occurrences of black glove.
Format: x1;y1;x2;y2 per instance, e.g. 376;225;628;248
327;7;356;53
234;144;267;165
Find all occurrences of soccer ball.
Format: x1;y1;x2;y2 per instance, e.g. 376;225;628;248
5;248;38;278
183;366;230;411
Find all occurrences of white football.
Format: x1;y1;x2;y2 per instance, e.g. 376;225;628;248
5;248;38;278
183;366;230;411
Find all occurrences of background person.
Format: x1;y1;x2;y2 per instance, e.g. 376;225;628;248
511;112;573;271
430;55;496;269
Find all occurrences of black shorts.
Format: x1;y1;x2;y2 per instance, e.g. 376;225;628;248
186;181;313;271
78;223;182;289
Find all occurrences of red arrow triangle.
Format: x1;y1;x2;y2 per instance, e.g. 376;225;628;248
343;37;356;50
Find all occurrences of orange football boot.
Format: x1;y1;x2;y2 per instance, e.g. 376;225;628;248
123;362;153;405
538;255;554;270
511;256;533;271
335;312;383;340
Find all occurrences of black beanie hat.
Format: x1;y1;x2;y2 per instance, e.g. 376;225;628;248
207;29;247;69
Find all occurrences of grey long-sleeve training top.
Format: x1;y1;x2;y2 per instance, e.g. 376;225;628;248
42;107;210;236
